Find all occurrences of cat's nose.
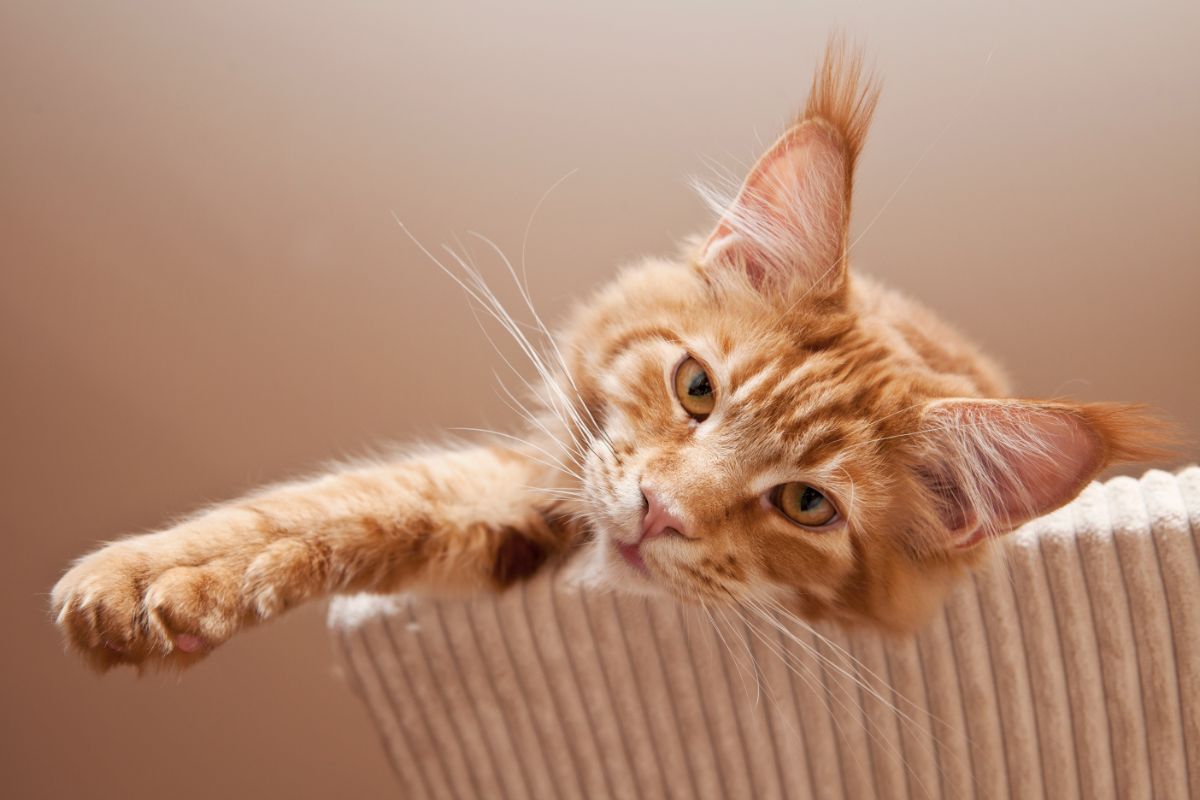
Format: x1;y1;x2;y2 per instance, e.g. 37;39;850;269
639;486;689;541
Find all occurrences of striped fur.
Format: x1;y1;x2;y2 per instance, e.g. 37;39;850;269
51;41;1168;671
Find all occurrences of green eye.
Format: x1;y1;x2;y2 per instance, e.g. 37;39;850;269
673;356;715;420
772;483;838;527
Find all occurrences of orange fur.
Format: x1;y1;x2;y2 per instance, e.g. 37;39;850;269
801;37;880;197
51;40;1173;670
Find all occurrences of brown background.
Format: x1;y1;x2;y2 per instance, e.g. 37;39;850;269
2;1;1197;797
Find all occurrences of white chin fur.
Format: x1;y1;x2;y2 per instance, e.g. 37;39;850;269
558;538;672;599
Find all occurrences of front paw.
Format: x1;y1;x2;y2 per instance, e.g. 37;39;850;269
51;544;247;670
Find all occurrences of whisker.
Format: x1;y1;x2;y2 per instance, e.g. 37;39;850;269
495;378;587;464
755;596;971;797
519;168;579;313
441;241;596;450
404;222;589;455
447;427;584;482
760;595;956;739
779;47;998;317
743;599;939;800
702;600;761;707
470;231;610;447
735;602;880;790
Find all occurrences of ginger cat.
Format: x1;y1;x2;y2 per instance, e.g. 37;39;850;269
52;43;1166;671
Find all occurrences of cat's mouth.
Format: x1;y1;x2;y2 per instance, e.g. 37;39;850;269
615;540;650;575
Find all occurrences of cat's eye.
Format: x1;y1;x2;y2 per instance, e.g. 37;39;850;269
771;482;838;528
673;356;715;421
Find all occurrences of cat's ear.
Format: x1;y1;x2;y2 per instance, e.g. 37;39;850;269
913;399;1171;548
698;43;878;297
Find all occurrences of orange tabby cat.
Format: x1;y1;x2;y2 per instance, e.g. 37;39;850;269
52;43;1167;671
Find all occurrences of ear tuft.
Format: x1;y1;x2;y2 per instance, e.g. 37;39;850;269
1071;402;1179;465
915;399;1175;547
803;36;880;196
698;38;879;296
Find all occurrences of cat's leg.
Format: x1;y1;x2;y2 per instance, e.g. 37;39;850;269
51;445;568;670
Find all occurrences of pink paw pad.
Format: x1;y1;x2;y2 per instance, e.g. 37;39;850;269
174;633;206;653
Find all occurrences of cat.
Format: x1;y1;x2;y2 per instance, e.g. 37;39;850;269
52;42;1169;671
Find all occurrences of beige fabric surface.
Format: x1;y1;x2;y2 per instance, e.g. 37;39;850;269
329;467;1200;799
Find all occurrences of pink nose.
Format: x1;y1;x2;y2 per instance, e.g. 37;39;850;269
640;487;688;541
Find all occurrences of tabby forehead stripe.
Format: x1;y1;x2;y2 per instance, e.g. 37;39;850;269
727;351;781;388
727;365;781;407
775;382;868;431
596;325;681;373
764;359;828;404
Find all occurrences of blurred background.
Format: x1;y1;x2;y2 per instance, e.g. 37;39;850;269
2;1;1197;797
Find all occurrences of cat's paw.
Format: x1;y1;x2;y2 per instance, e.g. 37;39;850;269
51;543;247;671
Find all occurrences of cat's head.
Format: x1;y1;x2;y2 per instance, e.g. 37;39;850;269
559;45;1169;629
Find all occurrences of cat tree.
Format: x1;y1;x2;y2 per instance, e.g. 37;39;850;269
330;467;1199;800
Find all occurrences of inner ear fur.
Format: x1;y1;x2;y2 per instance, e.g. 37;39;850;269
697;40;879;298
912;399;1173;548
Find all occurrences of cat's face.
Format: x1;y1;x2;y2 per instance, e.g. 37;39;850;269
560;47;1160;629
574;265;958;627
581;290;883;607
